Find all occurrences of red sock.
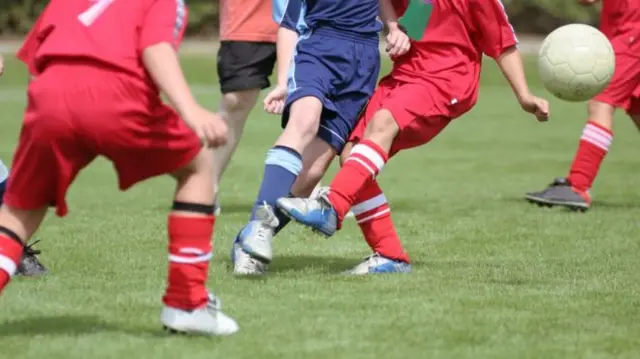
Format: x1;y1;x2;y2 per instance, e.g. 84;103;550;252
328;140;389;220
567;121;612;192
0;234;24;294
352;180;409;263
162;215;214;311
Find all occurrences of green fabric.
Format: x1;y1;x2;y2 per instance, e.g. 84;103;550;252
398;0;433;40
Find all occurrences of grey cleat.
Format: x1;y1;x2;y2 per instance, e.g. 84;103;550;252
17;240;47;277
525;177;591;212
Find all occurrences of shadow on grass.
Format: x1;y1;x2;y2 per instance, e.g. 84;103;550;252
0;315;228;339
225;254;360;277
0;315;124;336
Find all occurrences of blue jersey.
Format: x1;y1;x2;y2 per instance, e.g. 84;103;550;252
273;0;381;39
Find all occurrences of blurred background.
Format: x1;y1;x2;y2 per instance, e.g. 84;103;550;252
0;0;601;37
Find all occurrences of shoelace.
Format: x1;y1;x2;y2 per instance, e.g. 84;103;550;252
23;240;42;256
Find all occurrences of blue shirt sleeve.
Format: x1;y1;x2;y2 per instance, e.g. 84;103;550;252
273;0;302;31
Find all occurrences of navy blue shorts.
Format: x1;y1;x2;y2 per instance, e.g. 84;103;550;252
282;28;380;153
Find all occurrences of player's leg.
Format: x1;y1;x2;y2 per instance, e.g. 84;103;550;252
232;137;335;275
0;86;96;293
103;102;239;335
525;99;613;211
234;34;335;263
160;147;238;335
278;81;452;236
0;158;48;276
213;42;276;214
524;53;640;211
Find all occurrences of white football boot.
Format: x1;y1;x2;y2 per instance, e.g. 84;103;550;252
161;292;239;336
232;240;268;275
240;203;280;263
344;253;412;275
310;185;354;218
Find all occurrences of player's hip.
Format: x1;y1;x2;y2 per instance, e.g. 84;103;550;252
30;60;160;113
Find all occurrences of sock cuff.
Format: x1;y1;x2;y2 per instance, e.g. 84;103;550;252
266;146;303;175
586;121;613;136
348;141;389;174
583;121;613;151
358;140;389;162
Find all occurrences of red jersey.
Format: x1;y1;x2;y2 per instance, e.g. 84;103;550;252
17;0;187;91
600;0;640;55
390;0;517;114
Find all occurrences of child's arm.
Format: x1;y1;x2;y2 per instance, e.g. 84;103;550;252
496;47;549;122
0;54;4;76
379;0;410;56
264;0;302;114
274;26;298;88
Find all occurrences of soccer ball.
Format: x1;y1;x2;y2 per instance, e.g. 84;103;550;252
538;24;615;102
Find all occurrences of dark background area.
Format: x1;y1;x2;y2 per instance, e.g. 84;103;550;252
0;0;600;37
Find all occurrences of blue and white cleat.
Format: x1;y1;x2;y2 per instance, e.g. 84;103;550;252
231;238;267;275
239;204;279;264
345;253;412;275
276;194;337;237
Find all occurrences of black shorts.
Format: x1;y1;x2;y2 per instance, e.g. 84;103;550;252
217;41;277;94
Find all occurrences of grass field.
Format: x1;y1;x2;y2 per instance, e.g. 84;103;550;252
1;54;639;359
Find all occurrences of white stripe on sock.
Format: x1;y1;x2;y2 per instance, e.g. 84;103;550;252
168;252;212;264
350;144;385;172
351;193;387;216
0;254;17;276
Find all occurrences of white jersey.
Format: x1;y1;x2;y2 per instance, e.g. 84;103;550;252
0;159;8;183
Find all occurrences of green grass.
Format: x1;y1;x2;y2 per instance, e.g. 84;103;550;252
1;54;640;359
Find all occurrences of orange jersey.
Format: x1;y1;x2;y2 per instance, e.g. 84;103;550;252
219;0;277;43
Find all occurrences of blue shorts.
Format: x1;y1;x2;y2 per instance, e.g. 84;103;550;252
282;28;380;153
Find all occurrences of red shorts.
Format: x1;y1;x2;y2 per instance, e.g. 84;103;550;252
349;76;472;156
594;53;640;115
4;62;201;217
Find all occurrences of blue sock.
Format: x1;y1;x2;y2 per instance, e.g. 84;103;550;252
250;146;302;223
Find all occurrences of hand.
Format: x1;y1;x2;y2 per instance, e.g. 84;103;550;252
385;24;411;57
182;105;229;148
577;0;599;5
264;84;287;114
0;54;4;76
518;93;550;122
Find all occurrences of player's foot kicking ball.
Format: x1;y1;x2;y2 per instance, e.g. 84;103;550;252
17;240;47;276
525;177;591;211
237;204;280;265
277;194;338;237
345;253;411;275
161;292;239;336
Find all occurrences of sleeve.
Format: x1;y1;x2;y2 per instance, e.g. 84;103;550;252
139;0;188;51
273;0;302;31
470;0;518;59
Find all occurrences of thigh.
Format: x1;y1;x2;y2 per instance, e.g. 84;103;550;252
100;103;202;190
217;41;276;94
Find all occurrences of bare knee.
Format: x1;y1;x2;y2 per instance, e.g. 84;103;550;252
276;97;323;153
173;148;213;183
220;90;260;114
363;109;399;152
587;100;615;129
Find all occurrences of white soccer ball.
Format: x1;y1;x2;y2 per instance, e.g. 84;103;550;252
538;24;615;102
